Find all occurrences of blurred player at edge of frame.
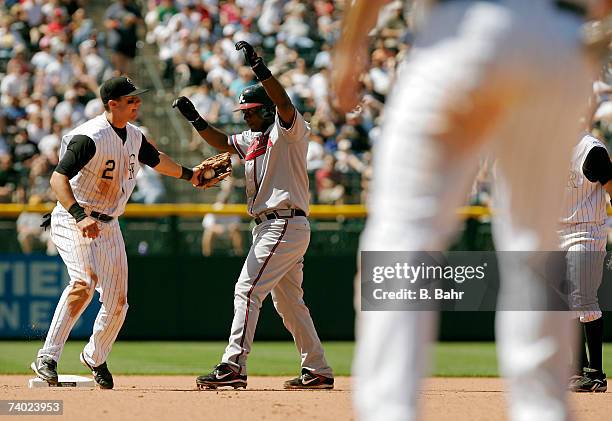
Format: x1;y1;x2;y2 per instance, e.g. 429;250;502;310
333;0;608;420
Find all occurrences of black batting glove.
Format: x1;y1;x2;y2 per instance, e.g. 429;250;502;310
172;96;209;131
235;40;258;65
236;40;271;81
172;96;200;121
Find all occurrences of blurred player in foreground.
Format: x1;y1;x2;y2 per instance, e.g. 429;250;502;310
333;0;608;420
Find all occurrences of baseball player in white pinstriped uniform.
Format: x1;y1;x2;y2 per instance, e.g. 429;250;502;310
561;132;612;392
334;0;605;420
173;40;334;390
31;77;203;389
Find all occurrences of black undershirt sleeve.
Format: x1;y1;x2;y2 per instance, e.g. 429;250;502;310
54;135;96;179
138;133;161;167
583;146;612;185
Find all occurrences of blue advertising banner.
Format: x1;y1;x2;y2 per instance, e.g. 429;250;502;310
0;254;101;339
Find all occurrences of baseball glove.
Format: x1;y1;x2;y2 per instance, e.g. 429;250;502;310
194;152;232;188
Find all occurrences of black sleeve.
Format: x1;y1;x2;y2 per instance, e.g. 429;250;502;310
583;146;612;185
138;133;161;167
55;135;96;179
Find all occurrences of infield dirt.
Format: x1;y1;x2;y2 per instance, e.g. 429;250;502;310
2;376;610;420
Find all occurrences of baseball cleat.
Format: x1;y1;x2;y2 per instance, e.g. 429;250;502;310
30;356;58;384
568;367;586;389
284;368;334;390
570;368;607;393
568;374;583;390
80;352;114;389
196;363;247;390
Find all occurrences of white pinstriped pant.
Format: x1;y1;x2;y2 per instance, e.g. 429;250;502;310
37;205;129;367
561;225;606;322
354;1;596;421
221;216;333;377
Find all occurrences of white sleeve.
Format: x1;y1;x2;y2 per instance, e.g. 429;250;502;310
275;110;310;144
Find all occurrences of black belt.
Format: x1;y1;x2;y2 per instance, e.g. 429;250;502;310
90;211;114;222
254;209;306;225
438;0;586;17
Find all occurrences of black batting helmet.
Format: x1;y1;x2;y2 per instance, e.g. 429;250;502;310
234;84;274;111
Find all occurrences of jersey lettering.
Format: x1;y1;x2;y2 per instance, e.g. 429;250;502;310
245;134;269;161
101;160;116;180
128;154;136;180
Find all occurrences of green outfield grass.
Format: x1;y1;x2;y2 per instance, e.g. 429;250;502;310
2;341;611;377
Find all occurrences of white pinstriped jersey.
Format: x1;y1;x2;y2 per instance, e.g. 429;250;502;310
229;111;310;217
560;133;608;227
59;114;143;217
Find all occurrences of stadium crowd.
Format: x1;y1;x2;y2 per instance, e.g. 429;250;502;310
0;0;414;212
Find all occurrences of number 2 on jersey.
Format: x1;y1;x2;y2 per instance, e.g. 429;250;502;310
102;160;116;180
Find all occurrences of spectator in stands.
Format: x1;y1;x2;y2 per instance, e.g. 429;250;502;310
53;89;86;127
16;194;55;254
156;0;179;24
131;130;166;204
364;48;394;103
1;60;29;103
279;2;315;49
229;66;256;99
27;155;53;201
79;40;108;83
31;37;54;71
26;111;49;145
0;153;20;203
132;165;166;204
69;8;95;47
3;95;27;125
335;138;366;174
316;155;345;205
104;0;144;75
37;122;62;162
307;133;326;172
11;127;39;169
44;46;76;95
201;184;243;257
258;0;284;37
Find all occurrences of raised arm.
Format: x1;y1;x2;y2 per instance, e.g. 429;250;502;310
172;97;235;154
235;41;296;127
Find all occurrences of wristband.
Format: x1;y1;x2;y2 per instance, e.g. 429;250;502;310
180;166;194;181
252;58;272;81
191;116;209;131
68;203;87;223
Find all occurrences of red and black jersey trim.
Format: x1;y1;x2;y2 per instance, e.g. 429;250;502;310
233;219;289;365
245;133;269;161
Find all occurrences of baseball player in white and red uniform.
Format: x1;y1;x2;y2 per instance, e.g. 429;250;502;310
561;132;612;393
333;0;604;420
31;77;203;389
173;40;334;390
